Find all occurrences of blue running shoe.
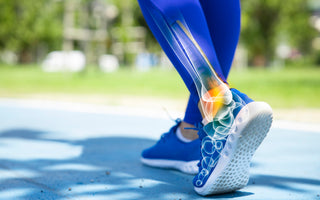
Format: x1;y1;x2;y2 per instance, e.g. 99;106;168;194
141;119;201;174
193;88;273;195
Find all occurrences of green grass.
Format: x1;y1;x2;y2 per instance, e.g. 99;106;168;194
228;67;320;108
0;64;188;98
0;64;319;108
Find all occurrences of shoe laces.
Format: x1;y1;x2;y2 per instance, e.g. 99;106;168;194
159;132;170;143
159;118;181;143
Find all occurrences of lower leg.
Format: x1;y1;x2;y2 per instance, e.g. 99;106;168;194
141;0;232;123
179;94;202;140
179;0;241;126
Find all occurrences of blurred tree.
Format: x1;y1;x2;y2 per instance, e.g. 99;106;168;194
105;0;157;65
241;0;279;66
241;0;317;66
0;0;63;63
0;0;317;66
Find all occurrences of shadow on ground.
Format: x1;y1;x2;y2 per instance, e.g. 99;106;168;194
0;128;319;200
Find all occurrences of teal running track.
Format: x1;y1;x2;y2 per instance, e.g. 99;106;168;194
0;99;319;200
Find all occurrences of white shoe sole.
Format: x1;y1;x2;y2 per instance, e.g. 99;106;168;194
141;157;199;175
195;102;273;196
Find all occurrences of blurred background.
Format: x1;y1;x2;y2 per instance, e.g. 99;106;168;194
0;0;319;123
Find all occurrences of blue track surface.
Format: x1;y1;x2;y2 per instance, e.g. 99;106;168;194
0;100;319;200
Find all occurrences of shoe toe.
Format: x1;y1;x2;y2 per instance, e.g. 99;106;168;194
141;146;155;159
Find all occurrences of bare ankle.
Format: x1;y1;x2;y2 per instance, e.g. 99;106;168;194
178;121;199;141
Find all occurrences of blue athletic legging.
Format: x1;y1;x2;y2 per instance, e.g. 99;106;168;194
138;0;241;124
